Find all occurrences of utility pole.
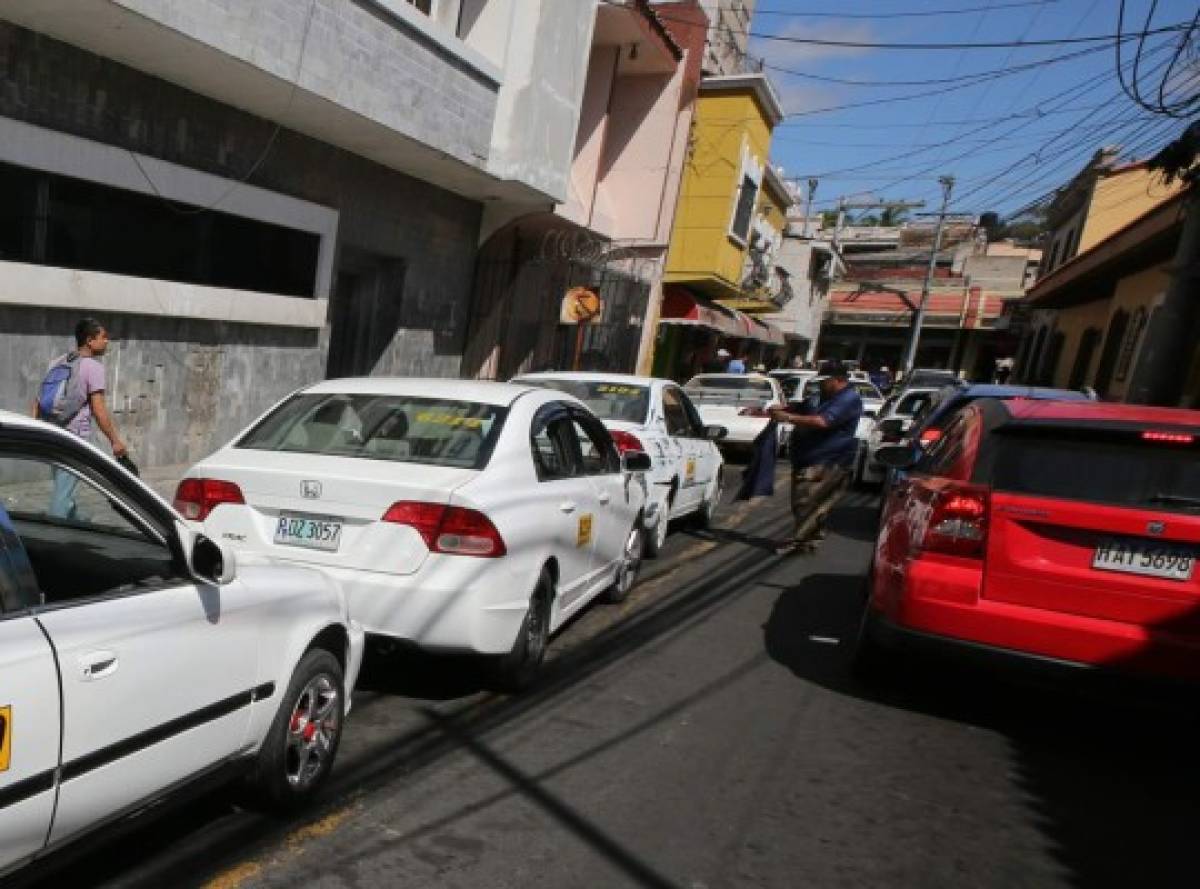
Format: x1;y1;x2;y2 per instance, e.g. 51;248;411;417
803;178;818;237
901;174;955;376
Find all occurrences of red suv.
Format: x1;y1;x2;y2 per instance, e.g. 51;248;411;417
859;398;1200;682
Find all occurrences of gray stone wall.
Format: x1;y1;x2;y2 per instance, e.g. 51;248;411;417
0;21;482;468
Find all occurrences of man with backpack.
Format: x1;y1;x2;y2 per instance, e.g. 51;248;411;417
35;318;128;518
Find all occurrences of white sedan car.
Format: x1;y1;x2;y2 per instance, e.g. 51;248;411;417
177;379;650;690
515;372;725;555
683;373;789;452
0;413;362;880
856;387;943;486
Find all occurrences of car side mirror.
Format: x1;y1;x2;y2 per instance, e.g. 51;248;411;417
705;424;728;441
622;450;652;473
877;418;905;438
874;443;919;470
190;534;236;585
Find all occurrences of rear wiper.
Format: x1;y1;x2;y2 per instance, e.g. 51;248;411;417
1148;493;1200;511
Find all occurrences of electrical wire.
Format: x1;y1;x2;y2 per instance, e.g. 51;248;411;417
748;0;1064;20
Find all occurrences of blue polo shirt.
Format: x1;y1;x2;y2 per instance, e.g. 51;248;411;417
789;384;863;469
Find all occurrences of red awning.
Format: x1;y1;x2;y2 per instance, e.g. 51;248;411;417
749;316;786;346
660;286;741;336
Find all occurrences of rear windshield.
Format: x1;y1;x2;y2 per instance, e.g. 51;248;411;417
686;377;774;395
522;380;649;423
236;394;507;470
896;392;936;416
991;433;1200;515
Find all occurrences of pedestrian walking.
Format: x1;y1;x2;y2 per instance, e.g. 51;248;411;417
34;318;129;518
768;362;862;555
704;348;731;373
726;352;747;374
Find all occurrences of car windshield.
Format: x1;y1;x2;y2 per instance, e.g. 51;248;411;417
236;393;507;469
991;432;1200;515
522;380;650;423
685;377;774;395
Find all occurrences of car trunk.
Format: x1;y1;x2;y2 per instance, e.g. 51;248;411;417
982;430;1200;631
194;449;479;575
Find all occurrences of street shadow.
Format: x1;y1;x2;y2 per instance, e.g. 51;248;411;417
355;641;487;701
682;525;782;552
763;572;1200;889
824;502;881;544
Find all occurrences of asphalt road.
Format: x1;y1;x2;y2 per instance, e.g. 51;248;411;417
24;466;1200;889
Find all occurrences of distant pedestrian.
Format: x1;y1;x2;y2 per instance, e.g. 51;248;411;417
768;362;862;555
704;348;731;373
994;357;1013;385
35;318;128;518
726;352;747;374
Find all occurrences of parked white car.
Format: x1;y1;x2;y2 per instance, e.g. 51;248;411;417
177;379;650;690
0;413;362;880
768;369;817;401
515;372;725;556
683;373;789;452
854;387;943;486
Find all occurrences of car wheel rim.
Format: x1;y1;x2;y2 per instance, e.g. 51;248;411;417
617;524;644;593
285;674;339;790
655;513;669;549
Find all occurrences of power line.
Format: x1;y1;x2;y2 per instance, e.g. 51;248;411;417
748;0;1063;20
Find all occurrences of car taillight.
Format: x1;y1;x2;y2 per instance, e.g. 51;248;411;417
738;406;769;417
609;430;646;455
173;478;245;521
382;501;506;558
916;483;989;558
919;427;943;446
1143;430;1194;444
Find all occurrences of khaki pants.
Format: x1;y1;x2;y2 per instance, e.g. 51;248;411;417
789;463;850;545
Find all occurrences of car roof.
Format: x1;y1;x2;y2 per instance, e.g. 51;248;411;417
303;377;536;407
1003;399;1200;429
516;372;659;386
961;384;1092;400
687;373;774;381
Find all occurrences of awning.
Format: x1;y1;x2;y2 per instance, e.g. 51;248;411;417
749;316;786;346
660;286;741;336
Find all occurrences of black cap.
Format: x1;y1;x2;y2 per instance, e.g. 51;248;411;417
824;361;850;381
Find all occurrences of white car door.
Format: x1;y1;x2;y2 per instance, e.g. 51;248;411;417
529;404;600;607
660;386;703;512
0;451;260;847
568;411;637;590
678;390;720;491
0;616;60;875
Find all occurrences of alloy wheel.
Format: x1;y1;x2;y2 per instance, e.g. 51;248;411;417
284;674;340;790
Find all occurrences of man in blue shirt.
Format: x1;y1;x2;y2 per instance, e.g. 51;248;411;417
768;363;863;555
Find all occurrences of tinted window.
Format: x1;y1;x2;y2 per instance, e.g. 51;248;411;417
991;433;1200;514
531;409;579;481
237;394;506;470
571;414;620;475
917;409;977;481
521;379;649;424
896;392;935;417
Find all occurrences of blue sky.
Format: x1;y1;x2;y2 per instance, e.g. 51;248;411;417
743;0;1198;218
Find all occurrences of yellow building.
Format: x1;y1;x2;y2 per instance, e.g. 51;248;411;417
655;73;791;378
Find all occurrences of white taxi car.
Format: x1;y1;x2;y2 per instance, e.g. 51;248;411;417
856;386;942;486
683;373;789;453
0;413;362;880
176;379;650;690
514;372;725;555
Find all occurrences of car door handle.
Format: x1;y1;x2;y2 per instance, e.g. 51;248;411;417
598;492;611;505
79;650;119;681
559;502;577;514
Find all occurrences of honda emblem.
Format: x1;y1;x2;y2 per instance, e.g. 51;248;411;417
301;480;322;500
1147;521;1165;536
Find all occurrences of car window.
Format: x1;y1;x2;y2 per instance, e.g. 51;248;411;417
991;432;1200;515
530;408;579;481
662;387;693;437
520;379;650;424
916;409;978;481
570;414;620;475
237;394;507;470
896;392;934;417
0;454;177;606
678;390;707;436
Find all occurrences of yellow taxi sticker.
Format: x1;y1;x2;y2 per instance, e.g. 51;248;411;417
0;706;10;773
597;385;641;396
414;412;484;429
577;514;594;547
685;458;696;482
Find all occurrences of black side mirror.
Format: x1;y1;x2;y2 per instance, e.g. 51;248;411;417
874;443;919;470
705;424;728;441
622;450;652;473
877;418;905;439
191;534;236;585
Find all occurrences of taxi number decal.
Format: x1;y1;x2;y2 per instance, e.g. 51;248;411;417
577;514;593;547
685;458;696;482
0;706;10;773
414;412;483;429
597;385;640;396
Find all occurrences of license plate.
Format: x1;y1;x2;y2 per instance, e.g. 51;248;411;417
274;514;343;552
1092;537;1197;582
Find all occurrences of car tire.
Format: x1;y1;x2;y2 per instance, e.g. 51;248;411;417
247;648;345;812
850;577;888;682
489;568;553;693
693;470;723;529
605;517;645;603
645;507;670;558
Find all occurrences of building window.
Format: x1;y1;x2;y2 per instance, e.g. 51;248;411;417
1067;327;1102;390
730;175;758;244
406;0;433;14
1045;241;1060;273
1114;306;1148;383
0;161;319;298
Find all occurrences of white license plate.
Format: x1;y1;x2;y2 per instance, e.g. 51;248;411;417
274;514;343;552
1092;537;1196;582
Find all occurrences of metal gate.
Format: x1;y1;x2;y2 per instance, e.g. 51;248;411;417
462;220;652;381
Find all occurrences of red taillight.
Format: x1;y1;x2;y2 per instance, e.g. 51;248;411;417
382;501;506;558
919;428;943;446
738;406;769;417
1142;430;1194;444
609;430;646;455
173;478;245;521
917;484;989;558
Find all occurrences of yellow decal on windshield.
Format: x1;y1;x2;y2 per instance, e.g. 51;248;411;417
596;385;640;396
577;514;594;547
0;706;10;772
414;412;484;429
